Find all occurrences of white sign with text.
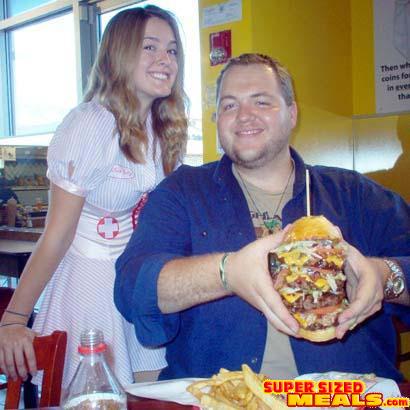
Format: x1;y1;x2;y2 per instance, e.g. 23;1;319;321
374;0;410;114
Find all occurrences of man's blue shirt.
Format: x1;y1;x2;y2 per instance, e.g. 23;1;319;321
115;149;410;381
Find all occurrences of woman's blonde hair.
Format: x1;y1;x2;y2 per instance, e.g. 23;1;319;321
84;5;188;175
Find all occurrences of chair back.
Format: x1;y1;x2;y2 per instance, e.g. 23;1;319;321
393;316;410;378
0;287;14;316
5;330;67;409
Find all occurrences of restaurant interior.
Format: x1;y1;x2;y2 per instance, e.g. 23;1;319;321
0;0;409;408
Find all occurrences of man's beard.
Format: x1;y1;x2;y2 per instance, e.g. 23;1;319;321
221;132;291;170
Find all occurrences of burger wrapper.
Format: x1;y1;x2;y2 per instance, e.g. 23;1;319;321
293;371;404;410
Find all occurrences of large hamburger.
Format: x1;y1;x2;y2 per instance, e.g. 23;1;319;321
268;216;348;342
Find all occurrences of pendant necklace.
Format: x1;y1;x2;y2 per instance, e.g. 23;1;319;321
236;160;295;234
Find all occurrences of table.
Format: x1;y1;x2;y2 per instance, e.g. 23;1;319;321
0;239;36;280
127;394;198;409
27;382;410;409
126;382;410;409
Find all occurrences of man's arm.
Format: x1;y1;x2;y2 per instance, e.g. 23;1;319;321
158;231;299;336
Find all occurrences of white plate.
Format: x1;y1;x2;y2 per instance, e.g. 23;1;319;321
125;378;206;406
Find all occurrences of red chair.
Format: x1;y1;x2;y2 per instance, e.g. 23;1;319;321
0;287;16;392
393;316;410;377
5;330;67;409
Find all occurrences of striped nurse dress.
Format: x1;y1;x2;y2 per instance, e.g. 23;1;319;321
31;100;166;389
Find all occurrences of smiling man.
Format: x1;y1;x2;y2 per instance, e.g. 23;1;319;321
114;54;410;382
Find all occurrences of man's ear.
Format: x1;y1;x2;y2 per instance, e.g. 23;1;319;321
289;101;298;128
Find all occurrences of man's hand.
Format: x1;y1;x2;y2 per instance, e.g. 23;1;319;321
336;244;385;339
226;228;300;337
0;325;37;381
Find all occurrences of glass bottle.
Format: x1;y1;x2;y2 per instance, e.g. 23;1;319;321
62;329;127;410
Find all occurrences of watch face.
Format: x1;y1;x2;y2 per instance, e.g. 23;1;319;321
393;276;405;295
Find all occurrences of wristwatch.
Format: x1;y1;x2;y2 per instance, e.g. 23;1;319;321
383;259;406;300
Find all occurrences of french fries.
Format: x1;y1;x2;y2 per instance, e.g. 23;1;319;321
187;364;289;409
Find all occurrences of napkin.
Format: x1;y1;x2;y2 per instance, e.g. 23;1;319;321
125;378;205;406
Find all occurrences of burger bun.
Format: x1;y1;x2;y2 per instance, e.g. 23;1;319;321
298;326;337;343
285;215;341;242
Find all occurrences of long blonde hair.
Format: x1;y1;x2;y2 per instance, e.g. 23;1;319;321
84;5;188;175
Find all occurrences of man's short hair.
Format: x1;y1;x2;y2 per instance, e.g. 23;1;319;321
216;53;295;106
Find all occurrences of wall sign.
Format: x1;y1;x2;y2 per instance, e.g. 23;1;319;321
374;0;410;114
202;0;242;28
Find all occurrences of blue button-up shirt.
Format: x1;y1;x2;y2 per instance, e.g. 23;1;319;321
115;149;410;382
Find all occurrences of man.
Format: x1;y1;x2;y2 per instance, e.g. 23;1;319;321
115;54;410;382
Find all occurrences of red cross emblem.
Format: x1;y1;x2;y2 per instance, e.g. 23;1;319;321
132;192;149;230
97;216;120;239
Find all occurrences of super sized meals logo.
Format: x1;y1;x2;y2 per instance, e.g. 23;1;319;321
263;379;410;408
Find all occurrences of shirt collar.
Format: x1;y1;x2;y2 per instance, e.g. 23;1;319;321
213;147;308;198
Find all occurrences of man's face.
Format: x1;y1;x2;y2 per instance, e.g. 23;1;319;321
216;64;297;170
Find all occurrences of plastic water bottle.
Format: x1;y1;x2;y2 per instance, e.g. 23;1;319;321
62;329;127;410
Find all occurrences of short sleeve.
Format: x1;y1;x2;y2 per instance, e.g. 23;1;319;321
47;102;116;197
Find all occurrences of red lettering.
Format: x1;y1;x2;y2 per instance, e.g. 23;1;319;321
343;382;352;393
334;381;344;393
272;381;284;393
263;381;273;393
353;381;365;393
295;381;305;393
284;381;294;392
318;381;328;393
304;381;315;393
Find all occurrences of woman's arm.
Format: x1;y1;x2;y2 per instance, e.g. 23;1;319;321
0;183;85;380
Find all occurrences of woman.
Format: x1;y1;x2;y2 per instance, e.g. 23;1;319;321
0;5;188;389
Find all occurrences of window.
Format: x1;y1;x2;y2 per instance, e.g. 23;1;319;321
6;0;55;17
10;12;76;135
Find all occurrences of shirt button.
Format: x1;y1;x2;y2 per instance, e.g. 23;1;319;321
201;231;207;237
251;357;258;364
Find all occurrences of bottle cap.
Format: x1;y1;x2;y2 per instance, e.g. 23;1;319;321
78;329;107;354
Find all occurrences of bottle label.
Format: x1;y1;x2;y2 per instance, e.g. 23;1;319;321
63;393;126;410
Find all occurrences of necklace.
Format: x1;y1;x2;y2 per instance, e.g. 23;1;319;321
235;161;295;234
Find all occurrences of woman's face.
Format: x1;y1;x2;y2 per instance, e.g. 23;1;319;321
134;17;179;112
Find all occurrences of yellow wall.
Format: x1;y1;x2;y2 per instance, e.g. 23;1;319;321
199;0;254;162
198;0;409;201
252;0;353;170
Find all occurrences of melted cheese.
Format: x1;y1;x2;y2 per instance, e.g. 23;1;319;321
280;250;310;266
281;292;303;304
314;278;329;291
325;255;344;268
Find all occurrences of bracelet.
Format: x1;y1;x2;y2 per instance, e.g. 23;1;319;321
0;323;26;328
219;252;232;292
5;309;30;318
